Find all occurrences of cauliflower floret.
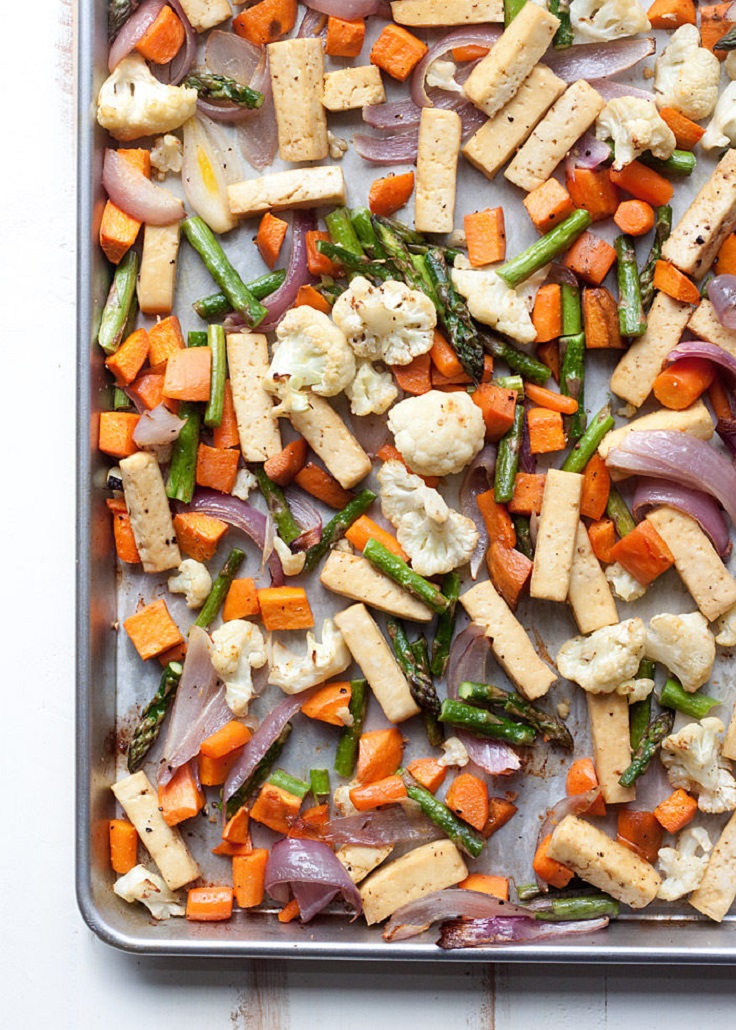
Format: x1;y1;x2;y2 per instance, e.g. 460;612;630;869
268;619;352;694
661;718;736;814
438;736;470;768
231;468;258;501
451;257;536;344
97;53;198;142
556;618;646;694
210;620;267;717
273;536;306;577
265;307;355;414
596;97;676;170
167;559;212;609
645;612;715;693
605;562;647;602
331;277;436;366
387;390;485;477
702;80;736;151
714;603;736;647
657;827;713;901
113;865;185;920
425;59;464;94
345;360;398;416
570;0;650;40
654;25;720;122
617;676;655;703
150;134;183;180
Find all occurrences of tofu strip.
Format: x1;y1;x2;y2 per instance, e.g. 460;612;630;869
505;81;605;192
391;0;503;25
586;692;635;804
462;65;566;181
333;604;420;723
688;299;736;358
722;707;736;762
111;771;200;891
336;844;394;885
268;38;328;162
689;809;736;922
226;333;282;461
320;551;433;622
645;507;736;621
137;223;180;315
227;167;346;218
530;469;584;602
609;292;694;408
120;452;181;574
662;149;736;278
598;399;714;464
568;521;618;634
288;393;371;490
460;581;557;699
359;841;468;924
548;815;660;909
415;108;462;234
176;0;231;32
464;4;560;119
322;66;385;112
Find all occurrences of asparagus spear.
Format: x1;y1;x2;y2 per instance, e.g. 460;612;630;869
268;769;310;798
165;402;202;503
195;548;246;630
640;205;672;312
98;250;139;355
371;217;429;292
659;676;722;719
504;0;527;25
182;216;267;326
255;466;302;546
561;404;614;474
193;269;287;320
127;662;183;773
204;324;226;428
535;895;619;922
183;72;264;109
188;330;208;347
334;679;368;778
113;386;132;411
403;778;486;858
226;724;292;819
411;636;444;747
386;619;441;717
109;0;135;41
494;398;524;502
630;658;656;749
560;331;587;440
497;210;592;288
325;207;364;257
439;698;536;746
457;681;574;749
303;489;377;572
638;149;696;177
606;486;636;537
316;240;395;283
549;0;574;47
480;330;552;385
310;768;330;801
362;538;450;614
618;710;675;788
561;281;582;336
513;515;534;559
350;207;388;259
425;248;485;382
615;235;647;338
430;571;461;677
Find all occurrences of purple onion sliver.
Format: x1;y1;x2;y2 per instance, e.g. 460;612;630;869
108;0;166;70
632;476;731;558
304;0;383;15
264;838;362;922
409;26;502;107
459;732;521;775
103;149;185;225
258;210;317;331
353;130;419;165
132;403;185;447
321;804;443;848
447;623;489;699
154;0;197;85
384;888;529;941
705;276;736;329
570;132;612;171
297;7;327;35
665;339;736;383
438;915;609;949
588;78;653;102
544;37;655;82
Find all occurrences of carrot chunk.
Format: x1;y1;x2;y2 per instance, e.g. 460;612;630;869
580;452;611;521
582;286;624;349
163;347;212;402
613;199;655;237
306;230;343;277
295;284;332;314
483;797;518;838
471;383;517;441
653;356;716;410
135;5;185;64
566;167;620;222
609;161;673;207
233;849;269;908
563;232;617;286
390;353;432;395
148;315;185;366
256;212;289;269
523;178;575;233
566;757;606;817
325;16;366;57
106;497;140;564
715;233;736;276
524;382;578;414
257;587;314;630
99;149;150;264
300;681;352;725
532;284;562;344
98;411;140;458
527;407;566;453
701;2;732;58
617;810;662;864
173;511;228;562
294;462;354;509
646;0;696;28
486;541;533;611
212;380;240;449
476;490;515;548
158;762;205;826
123;599;183;661
609;519;674;585
109;819;138;874
223;578;260;622
406;757;447;793
459;873;509;900
250;781;303;835
370;24;427;81
349;775;407;810
508;472;546;516
195;443;240;494
588;517;617;564
345;515;408;560
652;260;700;305
233;0;297;45
201;721;252;760
369;171;415;217
186;886;234;922
356;727;404;784
465;207;506;266
533;834;574;889
654;789;699;833
445;773;489;832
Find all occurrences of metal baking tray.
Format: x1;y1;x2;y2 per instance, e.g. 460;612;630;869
76;0;736;960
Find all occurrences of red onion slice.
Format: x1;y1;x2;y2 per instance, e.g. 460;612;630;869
264;838;363;922
285;489;323;550
410;27;502;108
149;0;195;85
384;888;530;941
605;430;736;527
633;477;731;558
353;130;419;165
588;78;654;102
534;789;601;890
103;149;185;225
707;276;736;330
570;132;612;171
206;29;261;82
304;0;383;15
235;62;279;169
132;403;184;447
438;915;609;949
108;0;166;70
297;7;327;35
544;38;655;83
460;445;496;578
259;211;317;331
289;803;443;847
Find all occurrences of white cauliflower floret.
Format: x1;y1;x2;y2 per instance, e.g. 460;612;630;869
570;0;650;40
617;677;655;703
451;257;536;344
596;98;676;170
230;468;257;501
273;536;306;577
265;307;355;414
210;620;267;717
714;603;736;647
387;390;485;477
654;25;720;122
556;618;646;694
645;612;715;693
661;718;736;814
438;736;470;768
167;559;212;609
331;276;436;366
702;81;736;151
150;134;183;180
268;619;352;694
97;53;198;142
657;827;713;901
425;59;464;94
605;562;647;602
345;360;398;416
113;865;185;920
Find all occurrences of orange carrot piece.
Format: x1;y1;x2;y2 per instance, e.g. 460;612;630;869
250;782;303;835
658;107;704;150
613;199;656;237
523;178;575;233
123;599;183;661
109;819;138;874
293;462;355;510
566;757;606;817
609;161;673;206
186;886;234;922
212;840;252;856
370;24;428;81
105;327;149;386
406;757;447;793
617;810;662;864
127;369;167;412
536;340;560;381
486;541;533;611
654;789;699;833
300;681;352;725
325;16;365;57
483;797;518;838
256;212;288;270
582;286;624;349
306;230;343;277
233;849;269;908
106;498;140;564
588;517;618;564
356;727;404;785
533;834;574;889
653;356;716;410
199;750;244;787
173;511;228;562
647;0;696;27
701;2;732;58
98;411;140;458
369;171;415;217
345;514;409;560
476;489;515;548
524;382;578;414
451;43;489;61
508;472;546;516
566;167;620;222
263;438;309;487
563;232;617;286
652;260;700;304
445;773;489;832
349;775;407;811
715;233;736;276
157;641;187;667
580;452;611;521
223;578;260;622
257;587;314;631
429;330;464;378
532;284;562;344
609;519;674;585
158;762;205;826
195;443;240;494
163;347;211;402
201;721;252;760
148;315;185;365
233;0;297;45
278;898;301;922
471;383;517;441
459;873;509;901
292;804;330;835
99;149;150;264
709;377;733;421
212;380;240;449
135;4;185;63
527;406;566;453
222;807;251;844
390;352;432;395
295;284;332;314
465;207;506;266
431;354;492;387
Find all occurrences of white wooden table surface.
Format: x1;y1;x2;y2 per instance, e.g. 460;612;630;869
4;3;734;1025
